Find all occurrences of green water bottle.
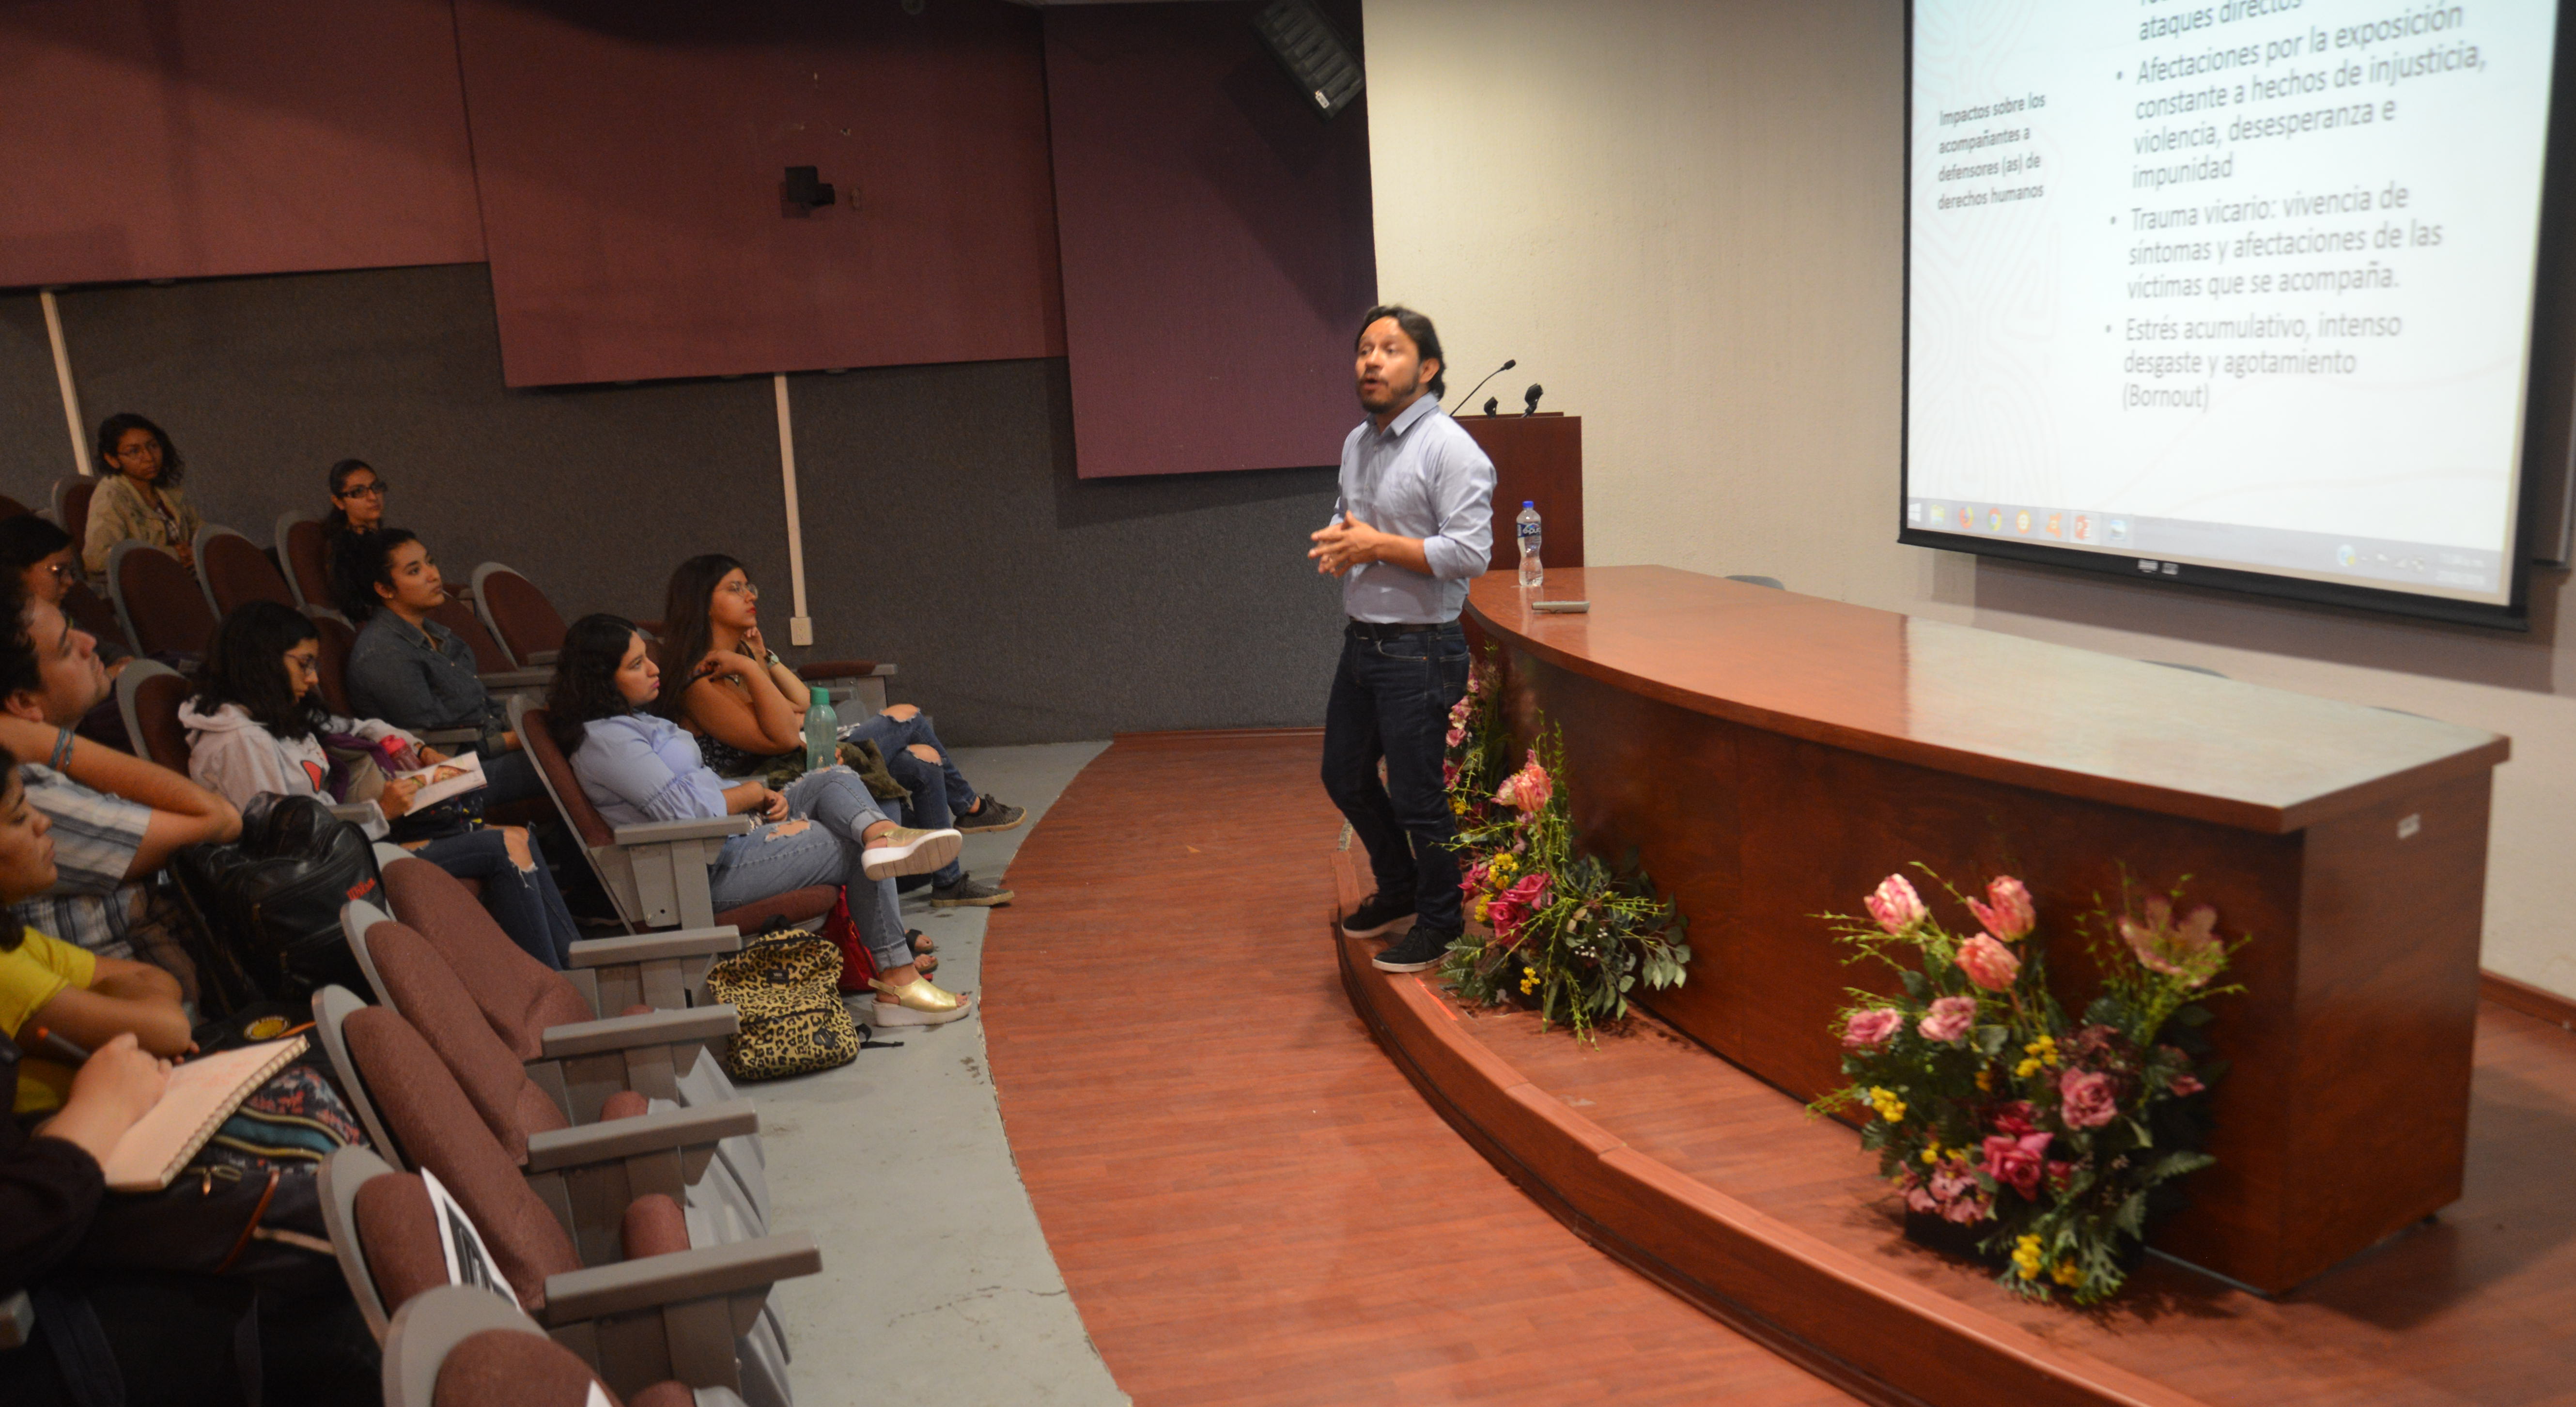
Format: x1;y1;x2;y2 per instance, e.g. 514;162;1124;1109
803;686;838;773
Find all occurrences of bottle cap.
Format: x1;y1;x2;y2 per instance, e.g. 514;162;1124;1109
811;687;830;704
1523;500;1535;508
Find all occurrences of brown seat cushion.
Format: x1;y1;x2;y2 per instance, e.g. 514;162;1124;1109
621;1193;689;1261
352;1170;449;1315
367;919;569;1161
341;1007;580;1308
715;885;838;934
434;1327;619;1407
383;856;594;1060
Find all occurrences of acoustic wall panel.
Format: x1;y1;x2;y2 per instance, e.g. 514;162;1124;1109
451;0;1066;387
0;0;485;288
1045;1;1376;478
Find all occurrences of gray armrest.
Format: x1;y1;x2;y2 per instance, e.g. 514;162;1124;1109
329;801;387;828
567;927;742;969
540;1004;737;1060
539;1231;819;1324
476;667;553;691
525;649;559;666
612;816;752;846
524;1098;759;1174
0;1289;31;1351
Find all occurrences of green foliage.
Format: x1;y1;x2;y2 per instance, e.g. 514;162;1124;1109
1434;649;1690;1042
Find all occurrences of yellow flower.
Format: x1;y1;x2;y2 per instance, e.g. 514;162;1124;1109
1451;798;1469;816
1867;1086;1907;1124
1474;899;1490;923
1919;1139;1942;1165
2011;1234;2045;1280
2050;1259;2084;1287
2021;1035;2060;1069
1974;1068;1994;1092
1491;853;1518;879
2015;1057;2042;1078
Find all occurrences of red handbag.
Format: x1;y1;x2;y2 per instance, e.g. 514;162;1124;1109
820;887;876;993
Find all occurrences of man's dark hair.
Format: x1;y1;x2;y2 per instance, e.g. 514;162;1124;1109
0;572;37;703
0;515;75;584
1354;304;1446;400
328;526;421;623
192;601;330;742
545;614;647;759
94;412;185;487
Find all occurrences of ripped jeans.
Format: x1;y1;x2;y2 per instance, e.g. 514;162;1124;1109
705;767;913;972
418;826;581;969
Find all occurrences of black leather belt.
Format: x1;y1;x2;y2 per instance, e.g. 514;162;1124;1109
1345;619;1459;642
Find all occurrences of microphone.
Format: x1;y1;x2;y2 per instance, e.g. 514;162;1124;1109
1455;358;1515;412
1522;384;1545;415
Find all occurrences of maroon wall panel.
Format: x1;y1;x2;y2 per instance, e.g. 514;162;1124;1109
452;0;1065;387
1045;1;1376;478
0;0;484;287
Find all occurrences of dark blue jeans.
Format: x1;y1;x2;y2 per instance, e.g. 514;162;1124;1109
418;826;580;969
1321;621;1469;934
838;711;978;815
884;748;963;886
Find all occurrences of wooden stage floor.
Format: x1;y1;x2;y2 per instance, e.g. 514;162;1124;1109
984;730;2576;1406
979;731;1854;1406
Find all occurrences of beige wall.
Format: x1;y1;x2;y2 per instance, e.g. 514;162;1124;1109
1366;0;2576;999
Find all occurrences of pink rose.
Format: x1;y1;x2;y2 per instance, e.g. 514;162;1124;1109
1940;1187;1991;1225
1965;876;2036;943
1989;1100;2040;1137
1864;874;1928;935
1493;751;1554;813
1443;760;1460;786
1446;725;1466;747
1956;934;2021;991
1448;694;1473;728
1917;995;1977;1044
2168;1072;2204;1098
2060;1069;2121;1129
1980;1130;2054;1200
1906;1182;1939;1215
2044;1159;2076;1193
1488;872;1552;941
2119;896;2225;988
1841;1008;1903;1050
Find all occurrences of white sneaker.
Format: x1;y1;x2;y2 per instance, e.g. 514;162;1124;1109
861;825;962;881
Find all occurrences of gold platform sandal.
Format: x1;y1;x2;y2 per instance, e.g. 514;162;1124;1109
870;975;975;1027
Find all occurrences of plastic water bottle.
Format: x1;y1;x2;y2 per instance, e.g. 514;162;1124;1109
1516;501;1544;588
803;686;838;773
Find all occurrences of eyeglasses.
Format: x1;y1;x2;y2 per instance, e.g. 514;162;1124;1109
338;481;387;499
720;581;760;600
284;653;320;677
40;563;74;583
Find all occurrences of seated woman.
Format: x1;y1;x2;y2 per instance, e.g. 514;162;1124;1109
179;602;580;969
547;614;971;1025
81;414;202;576
332;527;545;809
321;459;386;541
655;554;1021;909
0;743;380;1406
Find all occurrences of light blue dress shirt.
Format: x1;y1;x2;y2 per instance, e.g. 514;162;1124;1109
574;712;731;828
1331;395;1497;624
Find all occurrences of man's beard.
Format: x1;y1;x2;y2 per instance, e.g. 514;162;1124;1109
1357;369;1419;412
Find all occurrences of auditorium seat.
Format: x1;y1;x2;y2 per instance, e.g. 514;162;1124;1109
275;510;329;610
472;563;567;667
113;659;194;772
433;591;553;692
2144;660;2227;678
50;477;95;571
1725;574;1785;589
380;1283;733;1407
107;540;215;657
307;607;480;747
194;524;297;616
63;577;129;655
319;1123;804;1392
515;704;838;938
0;493;30;520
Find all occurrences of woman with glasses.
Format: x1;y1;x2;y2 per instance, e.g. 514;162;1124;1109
179;601;581;968
655;554;1021;909
322;459;388;538
80;414;203;576
0;516;131;674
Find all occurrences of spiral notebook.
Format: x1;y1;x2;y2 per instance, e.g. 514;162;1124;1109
100;1036;307;1192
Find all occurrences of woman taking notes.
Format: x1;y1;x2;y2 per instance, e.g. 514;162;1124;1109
545;614;972;1025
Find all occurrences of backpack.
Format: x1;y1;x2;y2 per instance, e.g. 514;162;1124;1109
168;794;383;1002
702;925;863;1081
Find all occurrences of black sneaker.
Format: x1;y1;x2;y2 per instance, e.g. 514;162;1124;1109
929;874;1014;908
1372;926;1457;973
955;796;1026;834
1341;890;1418;938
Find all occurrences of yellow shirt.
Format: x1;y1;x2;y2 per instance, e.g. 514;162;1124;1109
0;926;97;1114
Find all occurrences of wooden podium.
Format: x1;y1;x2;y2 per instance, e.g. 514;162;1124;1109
1467;566;2510;1293
1459;412;1583;568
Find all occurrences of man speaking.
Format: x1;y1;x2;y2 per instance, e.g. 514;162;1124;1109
1310;305;1496;974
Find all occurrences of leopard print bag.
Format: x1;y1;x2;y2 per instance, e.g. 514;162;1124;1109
703;927;863;1080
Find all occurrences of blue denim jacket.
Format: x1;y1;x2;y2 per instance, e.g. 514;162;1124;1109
574;712;730;828
346;612;504;735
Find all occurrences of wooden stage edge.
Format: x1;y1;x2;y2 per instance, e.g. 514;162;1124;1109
1331;853;2202;1407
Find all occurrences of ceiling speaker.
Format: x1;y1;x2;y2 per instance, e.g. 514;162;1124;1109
1253;0;1363;121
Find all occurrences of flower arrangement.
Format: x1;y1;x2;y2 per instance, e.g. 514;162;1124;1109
1814;866;2241;1304
1438;651;1688;1039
